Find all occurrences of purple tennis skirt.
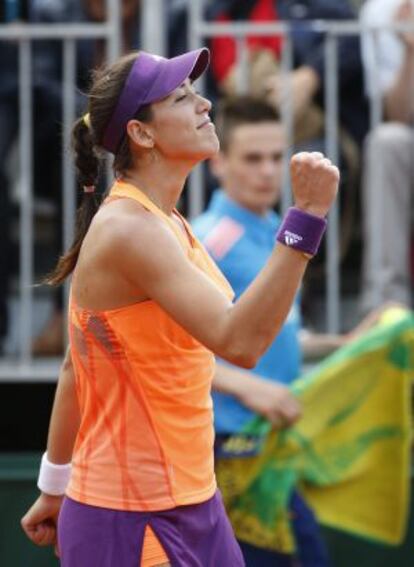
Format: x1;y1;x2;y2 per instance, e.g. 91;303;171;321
58;490;245;566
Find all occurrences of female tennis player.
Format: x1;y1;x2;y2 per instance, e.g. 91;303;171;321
21;48;339;566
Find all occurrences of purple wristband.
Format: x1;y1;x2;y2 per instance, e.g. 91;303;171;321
276;207;327;257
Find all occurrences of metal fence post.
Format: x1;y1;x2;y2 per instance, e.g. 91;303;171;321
324;33;340;333
3;16;414;377
141;0;167;55
0;17;125;377
18;39;34;364
62;39;77;323
188;0;205;219
280;30;294;214
107;0;121;63
62;40;77;257
367;29;383;309
235;36;249;94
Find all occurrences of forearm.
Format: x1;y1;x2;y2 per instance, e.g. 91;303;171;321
46;348;80;464
384;45;414;122
299;329;346;360
213;362;258;399
222;245;308;367
219;154;336;368
213;361;302;427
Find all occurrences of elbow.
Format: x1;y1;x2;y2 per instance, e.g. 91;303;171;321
231;353;258;369
219;343;261;369
215;324;278;369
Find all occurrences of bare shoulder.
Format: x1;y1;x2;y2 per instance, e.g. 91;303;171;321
88;198;186;269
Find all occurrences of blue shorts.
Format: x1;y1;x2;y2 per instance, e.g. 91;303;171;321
238;492;331;567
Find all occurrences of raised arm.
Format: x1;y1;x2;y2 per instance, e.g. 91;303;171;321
114;153;338;368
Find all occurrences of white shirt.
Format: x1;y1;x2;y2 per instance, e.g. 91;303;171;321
360;0;406;97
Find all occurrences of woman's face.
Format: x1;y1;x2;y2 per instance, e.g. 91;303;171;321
148;80;219;164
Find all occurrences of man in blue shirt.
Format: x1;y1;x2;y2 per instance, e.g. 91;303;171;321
193;97;338;566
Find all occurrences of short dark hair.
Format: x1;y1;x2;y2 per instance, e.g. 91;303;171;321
215;96;281;152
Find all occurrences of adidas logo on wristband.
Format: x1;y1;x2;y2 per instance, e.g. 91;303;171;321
283;230;303;246
276;207;327;257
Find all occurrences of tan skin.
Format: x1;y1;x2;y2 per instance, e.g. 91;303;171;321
384;0;414;122
210;121;302;426
84;0;140;23
20;349;77;554
83;0;140;59
265;66;320;119
210;120;387;426
21;79;339;563
213;122;286;215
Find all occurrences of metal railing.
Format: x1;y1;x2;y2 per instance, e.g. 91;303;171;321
0;0;121;379
188;0;414;334
0;0;412;379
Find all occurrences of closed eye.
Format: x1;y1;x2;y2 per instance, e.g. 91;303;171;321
175;88;200;102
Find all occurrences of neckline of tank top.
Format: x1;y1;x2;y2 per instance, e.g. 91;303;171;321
110;179;196;250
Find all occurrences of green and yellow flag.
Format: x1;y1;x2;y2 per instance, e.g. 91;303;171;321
216;311;414;554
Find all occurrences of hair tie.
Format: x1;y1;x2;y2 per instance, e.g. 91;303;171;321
82;113;91;129
83;185;96;193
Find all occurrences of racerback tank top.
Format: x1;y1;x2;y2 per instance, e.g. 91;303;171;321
66;180;234;513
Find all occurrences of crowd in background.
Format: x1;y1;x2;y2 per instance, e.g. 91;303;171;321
1;3;413;565
0;0;413;356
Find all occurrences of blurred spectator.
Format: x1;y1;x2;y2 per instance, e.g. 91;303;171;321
204;0;369;273
167;0;191;56
30;0;140;355
33;0;140;75
80;0;140;65
207;0;369;149
0;0;140;355
192;96;349;566
360;0;414;311
351;0;366;11
0;0;83;356
0;0;38;355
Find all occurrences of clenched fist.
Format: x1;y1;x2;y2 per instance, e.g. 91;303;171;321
21;493;62;551
290;152;339;218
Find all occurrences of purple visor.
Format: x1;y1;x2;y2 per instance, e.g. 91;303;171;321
102;48;210;154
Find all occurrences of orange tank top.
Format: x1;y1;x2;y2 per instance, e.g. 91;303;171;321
66;180;234;512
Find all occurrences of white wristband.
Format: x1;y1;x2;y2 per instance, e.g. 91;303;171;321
37;452;72;496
